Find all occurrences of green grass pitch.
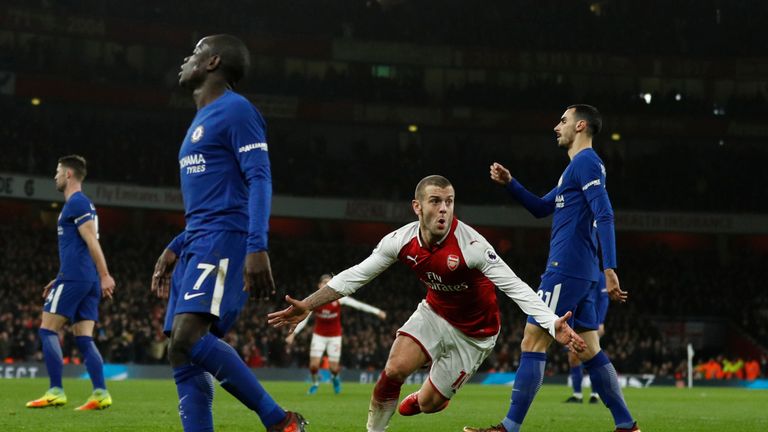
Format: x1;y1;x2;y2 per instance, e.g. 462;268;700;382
2;379;767;431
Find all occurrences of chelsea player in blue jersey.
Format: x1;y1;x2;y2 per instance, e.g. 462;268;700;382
149;35;306;432
465;105;639;432
26;155;115;410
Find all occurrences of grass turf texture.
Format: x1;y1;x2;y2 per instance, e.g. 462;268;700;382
2;379;766;431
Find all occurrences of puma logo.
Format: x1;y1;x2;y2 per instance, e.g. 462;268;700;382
406;255;418;265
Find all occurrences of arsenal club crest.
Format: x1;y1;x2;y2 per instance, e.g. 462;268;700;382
447;254;460;271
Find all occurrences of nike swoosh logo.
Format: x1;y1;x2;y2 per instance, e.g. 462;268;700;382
184;292;206;300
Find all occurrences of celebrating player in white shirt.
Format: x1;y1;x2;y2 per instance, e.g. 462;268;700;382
286;273;387;395
269;175;585;432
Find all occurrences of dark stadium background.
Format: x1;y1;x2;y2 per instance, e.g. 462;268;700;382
1;0;766;384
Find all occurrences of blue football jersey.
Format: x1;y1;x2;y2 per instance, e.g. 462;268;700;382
178;90;272;252
598;271;608;297
57;192;99;282
547;148;615;281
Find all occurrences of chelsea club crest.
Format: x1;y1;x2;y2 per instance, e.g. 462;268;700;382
191;125;204;143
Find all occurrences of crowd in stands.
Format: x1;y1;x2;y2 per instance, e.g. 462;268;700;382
6;0;768;57
1;215;766;381
2;99;766;214
1;0;765;386
6;27;768;119
5;0;768;120
3;0;767;221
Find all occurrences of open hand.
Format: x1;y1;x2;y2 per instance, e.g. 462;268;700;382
605;268;627;303
244;251;276;301
42;279;56;299
151;248;177;299
267;295;311;334
554;311;587;353
101;274;116;300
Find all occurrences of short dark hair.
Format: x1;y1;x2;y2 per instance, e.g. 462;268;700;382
414;175;453;200
58;155;87;181
567;104;602;137
206;34;251;87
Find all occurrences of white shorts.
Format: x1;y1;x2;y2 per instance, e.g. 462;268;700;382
310;334;342;362
397;300;497;399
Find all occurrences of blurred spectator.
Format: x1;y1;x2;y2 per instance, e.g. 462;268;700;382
1;214;765;380
695;357;723;380
744;359;761;381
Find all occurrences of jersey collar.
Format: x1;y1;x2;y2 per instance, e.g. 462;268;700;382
417;217;458;251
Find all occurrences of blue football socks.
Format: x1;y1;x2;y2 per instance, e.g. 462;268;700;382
584;351;635;429
75;336;106;390
502;351;547;432
39;328;63;389
174;364;214;432
190;333;286;428
570;365;583;396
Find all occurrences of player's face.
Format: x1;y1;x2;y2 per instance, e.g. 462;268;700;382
179;38;212;88
414;185;455;239
554;108;578;149
54;163;67;192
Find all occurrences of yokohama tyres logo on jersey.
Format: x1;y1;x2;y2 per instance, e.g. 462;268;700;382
446;254;460;271
179;153;206;174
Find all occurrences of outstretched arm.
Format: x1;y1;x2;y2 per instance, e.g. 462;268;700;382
285;312;313;345
340;297;387;319
467;238;586;352
492;265;585;352
268;286;342;333
490;162;556;218
268;227;402;332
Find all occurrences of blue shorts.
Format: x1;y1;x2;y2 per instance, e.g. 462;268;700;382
43;279;100;322
163;231;248;337
527;272;599;331
596;288;609;325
